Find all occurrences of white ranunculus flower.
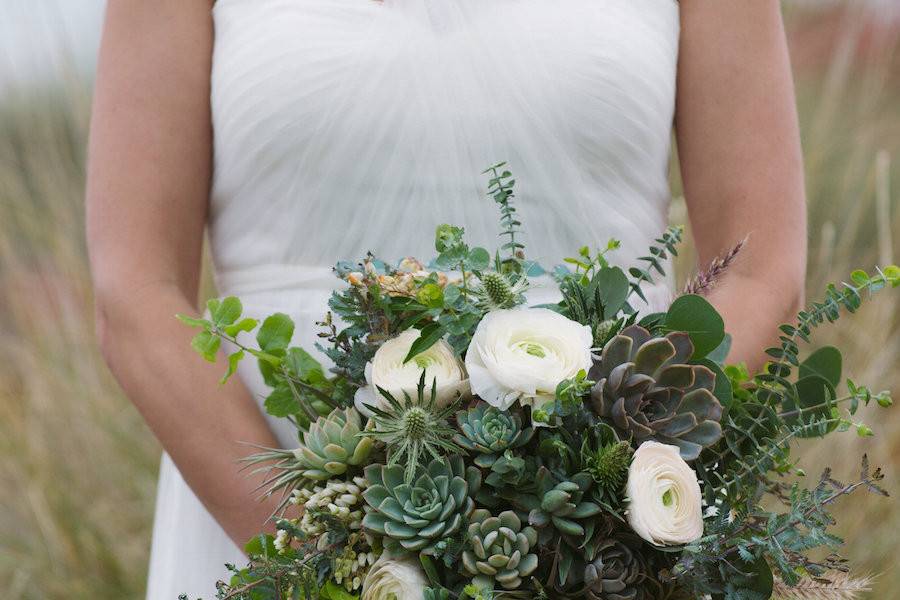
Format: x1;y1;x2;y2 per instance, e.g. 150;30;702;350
626;441;704;546
361;554;428;600
354;328;469;414
465;308;593;412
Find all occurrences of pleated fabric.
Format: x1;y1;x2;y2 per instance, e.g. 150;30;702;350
147;1;681;598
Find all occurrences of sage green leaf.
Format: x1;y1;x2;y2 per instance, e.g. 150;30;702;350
663;294;725;359
467;247;491;271
785;375;838;438
594;266;630;318
799;345;842;388
697;358;734;412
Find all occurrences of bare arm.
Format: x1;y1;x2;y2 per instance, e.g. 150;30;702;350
86;0;280;545
676;1;808;370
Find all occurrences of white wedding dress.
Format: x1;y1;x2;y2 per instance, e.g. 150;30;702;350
145;0;680;597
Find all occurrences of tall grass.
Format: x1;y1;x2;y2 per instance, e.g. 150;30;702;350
0;3;897;599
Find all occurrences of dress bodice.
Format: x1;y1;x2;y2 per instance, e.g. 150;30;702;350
209;0;680;301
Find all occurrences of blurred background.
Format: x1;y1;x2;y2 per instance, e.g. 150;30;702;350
0;1;897;598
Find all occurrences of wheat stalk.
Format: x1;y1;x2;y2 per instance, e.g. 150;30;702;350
773;572;875;600
682;236;749;296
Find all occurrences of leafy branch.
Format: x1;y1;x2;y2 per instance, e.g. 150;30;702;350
628;226;683;304
483;161;523;270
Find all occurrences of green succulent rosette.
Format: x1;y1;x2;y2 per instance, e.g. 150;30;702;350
462;509;539;591
454;403;534;468
522;468;603;544
293;407;374;480
583;535;651;600
362;455;480;555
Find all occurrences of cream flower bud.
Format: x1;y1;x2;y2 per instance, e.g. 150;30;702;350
354;329;469;414
626;441;704;546
361;554;428;600
465;308;593;412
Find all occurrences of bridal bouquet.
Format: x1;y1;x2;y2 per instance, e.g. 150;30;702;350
180;165;898;600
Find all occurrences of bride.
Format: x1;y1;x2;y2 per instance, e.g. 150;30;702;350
85;0;807;598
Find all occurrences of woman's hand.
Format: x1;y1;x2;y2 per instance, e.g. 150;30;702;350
86;0;282;546
676;0;808;371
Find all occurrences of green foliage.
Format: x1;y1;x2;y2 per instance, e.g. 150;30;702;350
557;264;631;347
627;226;683;304
662;294;726;360
483;162;523;272
580;423;633;510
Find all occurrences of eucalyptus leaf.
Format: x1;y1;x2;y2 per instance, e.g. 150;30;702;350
707;334;732;366
785;375;838;438
467;247;491;271
799;346;842;388
698;358;734;412
594;266;629;318
663;295;725;359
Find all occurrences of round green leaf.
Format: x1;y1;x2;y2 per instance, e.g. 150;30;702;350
663;295;725;359
467;247;491;271
799;346;842;388
256;313;295;353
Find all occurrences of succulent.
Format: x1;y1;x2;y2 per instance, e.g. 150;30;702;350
590;325;723;461
583;536;650;600
524;468;602;541
293;408;375;480
462;509;539;591
455;403;534;468
362;455;480;555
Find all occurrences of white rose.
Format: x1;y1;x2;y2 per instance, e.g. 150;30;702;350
626;441;704;546
361;554;428;600
354;329;469;414
465;308;593;411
